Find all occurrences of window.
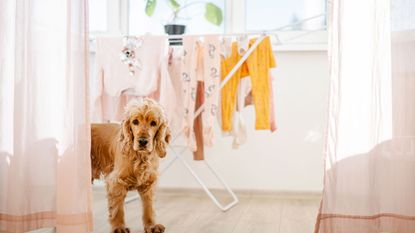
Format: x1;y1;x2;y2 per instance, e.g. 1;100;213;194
89;0;108;32
245;0;327;31
391;0;415;31
88;0;328;50
128;0;225;35
88;0;129;35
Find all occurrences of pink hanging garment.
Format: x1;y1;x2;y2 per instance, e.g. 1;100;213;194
121;35;167;95
166;45;204;159
180;36;221;157
91;70;130;122
192;36;221;159
92;35;168;123
202;35;221;147
158;48;182;136
181;36;199;151
93;37;136;98
92;36;137;122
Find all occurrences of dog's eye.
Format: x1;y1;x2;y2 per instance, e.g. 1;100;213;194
132;119;139;125
150;121;157;127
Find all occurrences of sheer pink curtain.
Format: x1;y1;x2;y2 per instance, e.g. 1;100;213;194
315;0;415;232
0;0;92;232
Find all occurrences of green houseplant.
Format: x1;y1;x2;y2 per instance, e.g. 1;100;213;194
144;0;223;37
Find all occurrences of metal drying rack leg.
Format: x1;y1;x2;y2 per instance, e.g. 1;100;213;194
167;145;239;212
125;144;239;212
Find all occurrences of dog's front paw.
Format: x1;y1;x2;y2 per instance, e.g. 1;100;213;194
144;224;165;233
112;227;130;233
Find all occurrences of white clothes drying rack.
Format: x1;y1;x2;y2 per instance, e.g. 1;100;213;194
124;14;327;212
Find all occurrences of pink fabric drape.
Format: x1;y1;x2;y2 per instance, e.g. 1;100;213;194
315;0;415;232
0;0;93;232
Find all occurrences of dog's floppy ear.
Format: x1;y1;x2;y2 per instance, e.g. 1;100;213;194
154;121;171;158
120;119;133;154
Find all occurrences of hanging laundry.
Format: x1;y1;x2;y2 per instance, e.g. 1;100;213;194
92;35;179;131
92;34;276;155
221;36;276;132
237;35;249;55
220;42;244;132
230;75;251;149
243;72;278;132
94;35;165;98
220;37;233;58
93;37;136;105
228;35;252;149
91;68;142;122
231;71;278;148
92;37;137;122
160;47;185;136
123;35;167;95
181;36;199;152
202;35;221;147
180;36;221;156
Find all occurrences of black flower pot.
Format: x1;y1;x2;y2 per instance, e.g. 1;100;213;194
164;24;186;46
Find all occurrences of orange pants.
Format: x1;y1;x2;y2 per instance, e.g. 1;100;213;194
221;36;276;131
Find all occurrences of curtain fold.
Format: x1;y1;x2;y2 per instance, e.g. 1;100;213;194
0;0;93;232
315;0;415;232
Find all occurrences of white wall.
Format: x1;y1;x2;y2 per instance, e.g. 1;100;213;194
158;51;329;192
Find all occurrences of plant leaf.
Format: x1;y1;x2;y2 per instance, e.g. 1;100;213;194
205;3;223;26
145;0;157;16
168;0;180;11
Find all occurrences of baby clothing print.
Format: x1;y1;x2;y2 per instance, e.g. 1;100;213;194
221;36;276;132
92;37;135;118
121;35;167;95
181;36;199;151
181;36;221;152
201;36;221;147
94;35;166;97
165;46;204;160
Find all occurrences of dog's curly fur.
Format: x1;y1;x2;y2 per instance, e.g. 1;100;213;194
91;98;171;233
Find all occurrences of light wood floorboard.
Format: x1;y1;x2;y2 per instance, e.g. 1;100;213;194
9;188;320;233
92;187;321;233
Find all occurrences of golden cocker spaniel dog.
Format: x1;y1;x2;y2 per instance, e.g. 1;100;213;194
91;98;171;233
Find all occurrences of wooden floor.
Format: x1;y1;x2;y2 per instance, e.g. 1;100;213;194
93;187;321;233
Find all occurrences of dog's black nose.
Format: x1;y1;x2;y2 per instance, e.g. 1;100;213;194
138;138;148;147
